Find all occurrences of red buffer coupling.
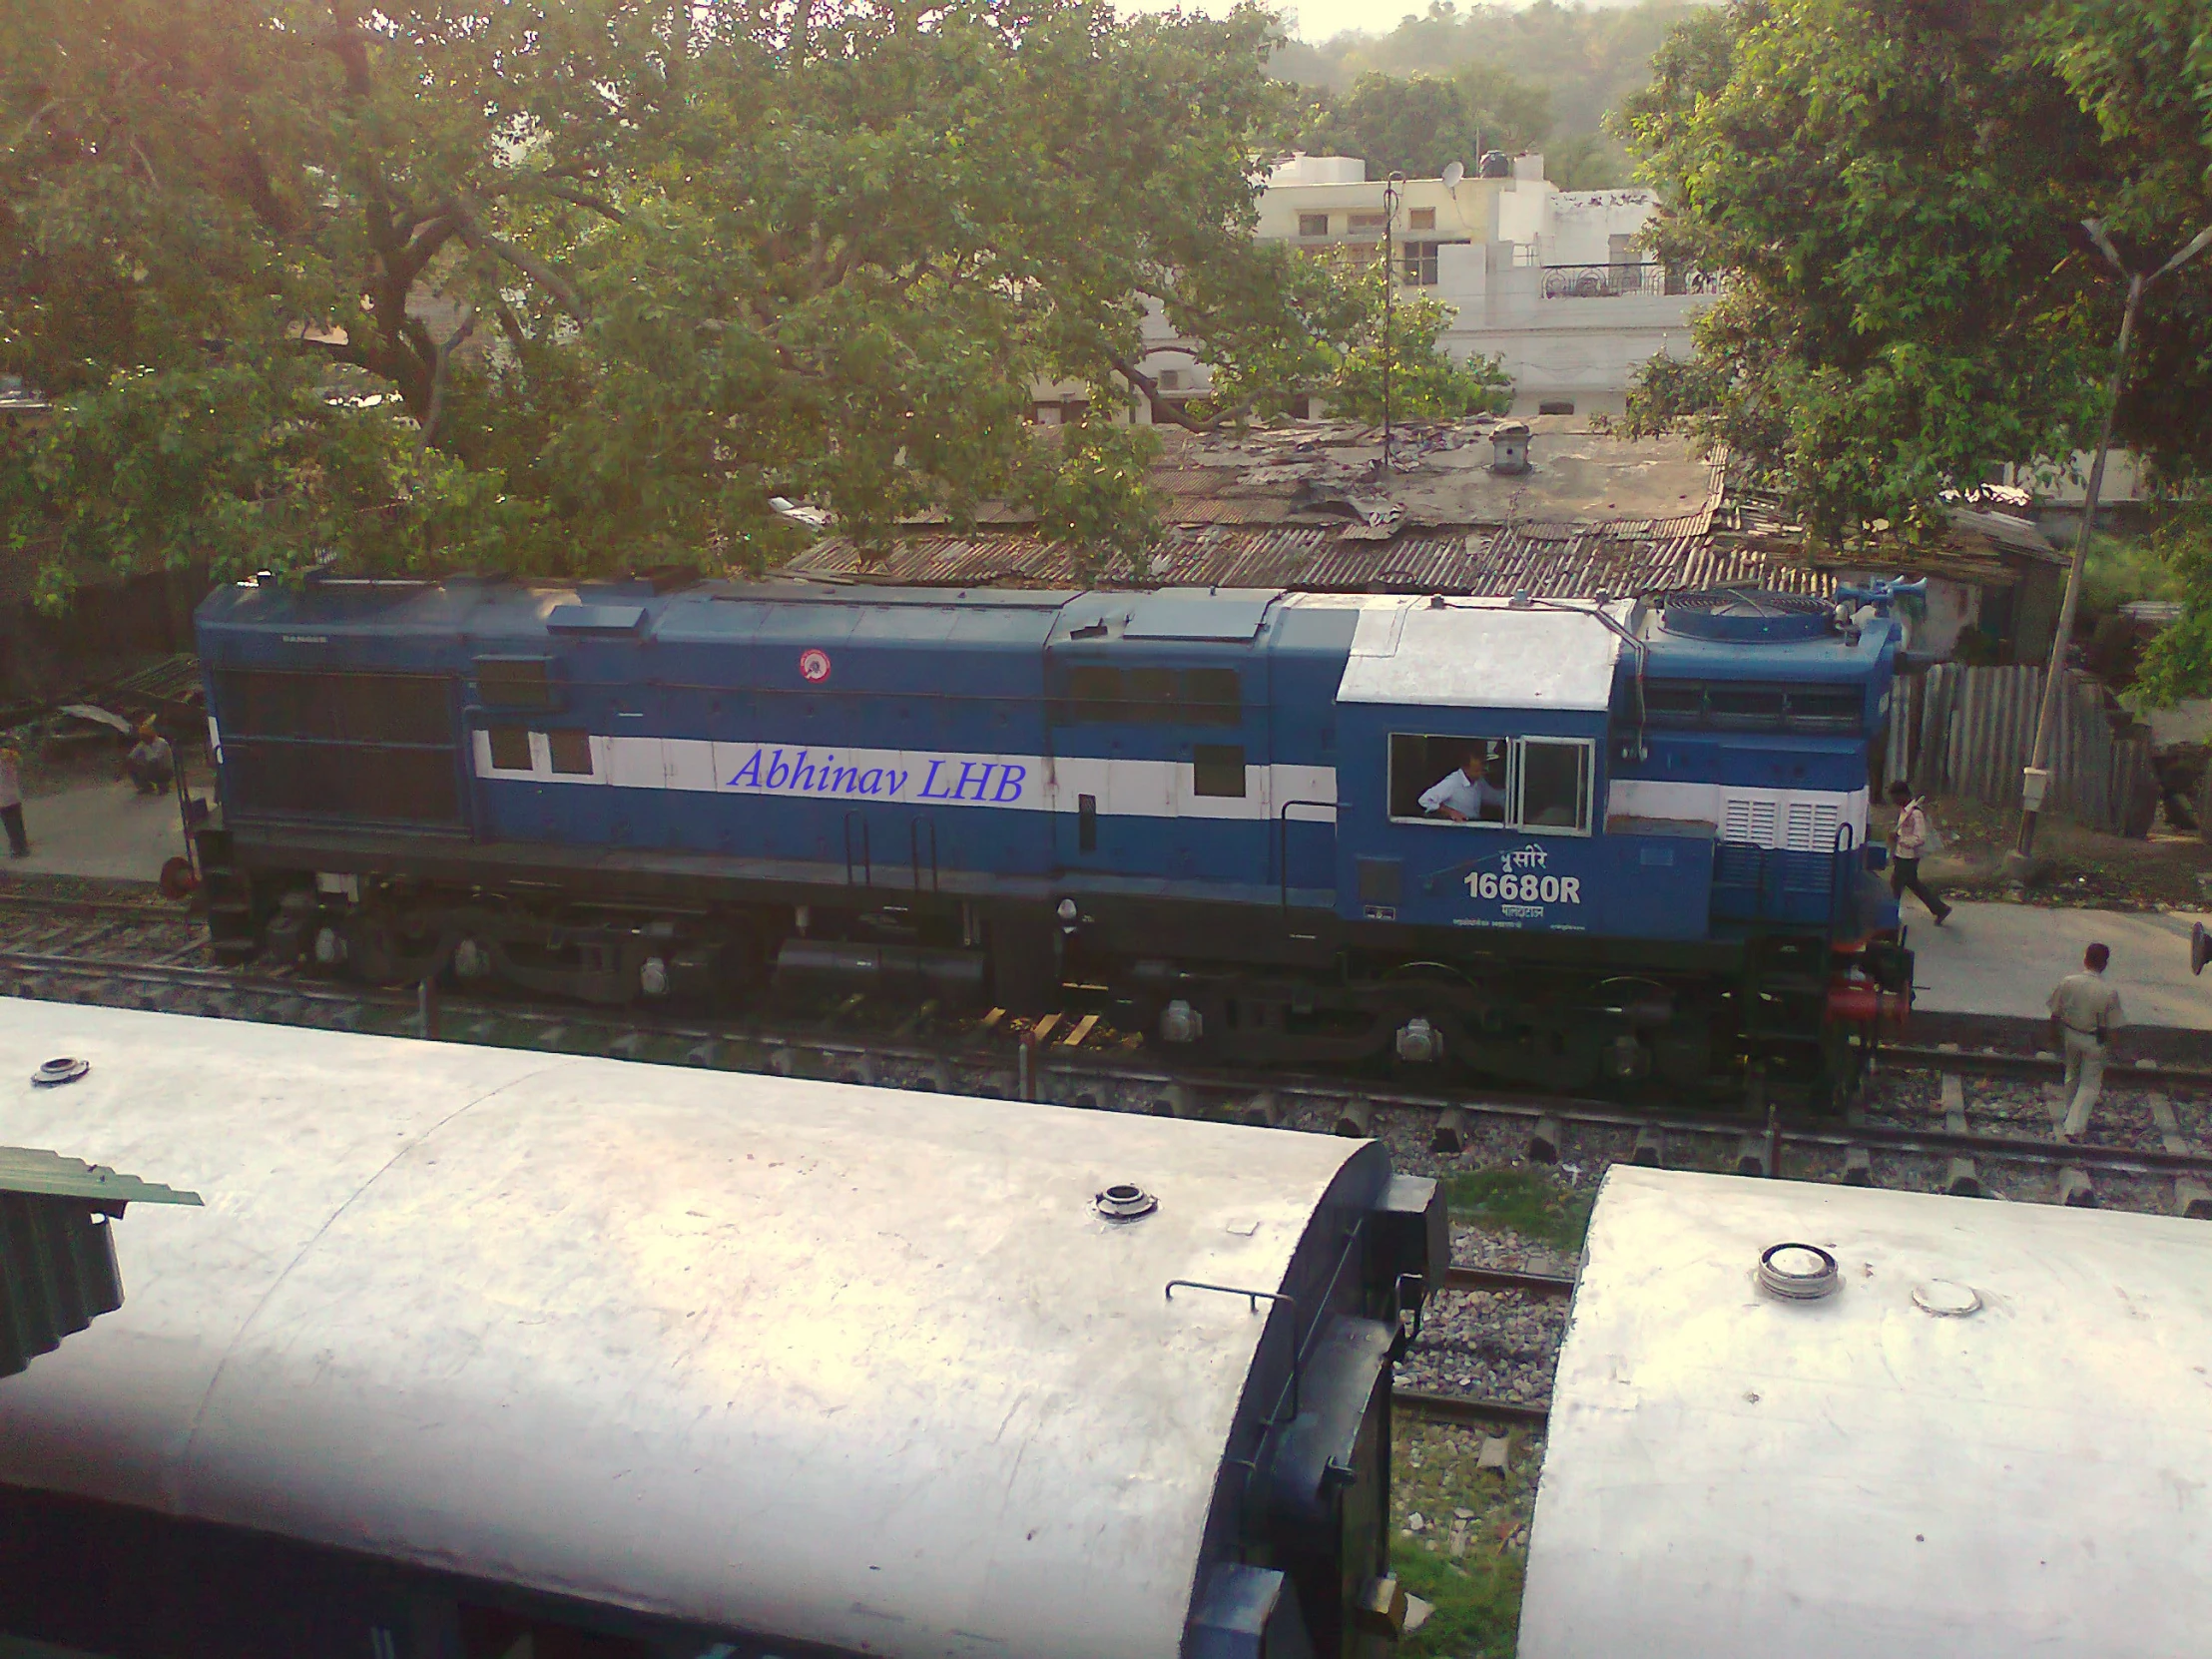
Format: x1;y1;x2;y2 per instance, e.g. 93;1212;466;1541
1827;974;1908;1032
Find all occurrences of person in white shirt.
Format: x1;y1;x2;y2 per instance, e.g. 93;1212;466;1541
1419;747;1506;824
125;722;175;794
1886;779;1950;923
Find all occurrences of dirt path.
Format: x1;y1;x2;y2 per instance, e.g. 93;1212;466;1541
1882;796;2212;911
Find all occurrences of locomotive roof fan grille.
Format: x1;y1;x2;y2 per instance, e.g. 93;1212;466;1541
1660;588;1833;644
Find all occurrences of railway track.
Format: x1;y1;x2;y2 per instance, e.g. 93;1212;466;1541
6;877;2207;1431
8;933;2210;1201
0;885;208;967
1884;1041;2212;1090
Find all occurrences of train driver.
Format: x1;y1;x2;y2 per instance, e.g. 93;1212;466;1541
1420;744;1507;824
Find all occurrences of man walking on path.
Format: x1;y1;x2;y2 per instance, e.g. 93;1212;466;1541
1886;781;1951;923
2049;943;2126;1140
0;744;25;858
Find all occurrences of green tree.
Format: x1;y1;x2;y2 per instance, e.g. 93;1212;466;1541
1287;66;1552;182
0;0;1345;595
1613;0;2212;549
2133;509;2212;704
1205;247;1511;424
1274;2;1710;142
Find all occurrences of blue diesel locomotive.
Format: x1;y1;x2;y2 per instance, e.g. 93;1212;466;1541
193;576;1914;1103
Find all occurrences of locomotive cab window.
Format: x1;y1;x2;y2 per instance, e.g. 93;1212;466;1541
1517;739;1594;833
1390;735;1507;825
1389;734;1594;834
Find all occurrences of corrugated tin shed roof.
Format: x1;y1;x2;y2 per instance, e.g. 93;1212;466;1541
796;422;2057;605
0;1143;200;1380
791;517;1831;600
1710;474;2065;589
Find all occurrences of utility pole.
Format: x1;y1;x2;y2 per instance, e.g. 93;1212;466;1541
2006;219;2212;880
1382;171;1405;471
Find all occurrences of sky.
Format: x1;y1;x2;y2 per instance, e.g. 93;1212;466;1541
1112;0;1404;43
1114;0;1650;47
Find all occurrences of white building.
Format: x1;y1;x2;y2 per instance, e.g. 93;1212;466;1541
1030;152;1711;424
1253;153;1711;414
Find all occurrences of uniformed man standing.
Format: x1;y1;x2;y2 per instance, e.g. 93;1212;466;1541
2048;942;2125;1140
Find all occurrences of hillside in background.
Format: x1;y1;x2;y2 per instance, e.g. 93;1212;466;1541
1271;0;1715;189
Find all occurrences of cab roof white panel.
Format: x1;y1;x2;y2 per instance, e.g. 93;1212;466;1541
0;1002;1378;1659
1519;1167;2212;1659
1331;597;1629;710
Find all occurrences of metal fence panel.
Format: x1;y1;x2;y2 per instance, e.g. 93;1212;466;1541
1885;665;2148;836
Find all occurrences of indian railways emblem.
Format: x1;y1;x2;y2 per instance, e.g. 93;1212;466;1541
799;648;832;683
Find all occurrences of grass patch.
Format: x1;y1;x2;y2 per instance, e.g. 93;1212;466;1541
1396;1544;1525;1658
1444;1168;1592;1256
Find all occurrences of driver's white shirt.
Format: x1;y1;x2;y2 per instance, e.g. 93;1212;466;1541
1419;769;1504;818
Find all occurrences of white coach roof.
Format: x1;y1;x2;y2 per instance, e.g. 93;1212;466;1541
1519;1167;2212;1659
1330;597;1630;711
0;1002;1380;1659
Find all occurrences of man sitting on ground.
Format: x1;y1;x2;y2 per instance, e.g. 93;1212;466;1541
124;722;174;795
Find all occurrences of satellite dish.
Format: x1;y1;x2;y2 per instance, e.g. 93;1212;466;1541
1441;161;1465;190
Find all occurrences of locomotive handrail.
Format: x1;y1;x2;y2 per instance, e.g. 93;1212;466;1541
1830;818;1858;934
910;817;938;894
842;812;870;888
1276;799;1337;918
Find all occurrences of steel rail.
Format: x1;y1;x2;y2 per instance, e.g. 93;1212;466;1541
0;892;191;919
1396;1388;1549;1428
1883;1043;2212;1091
4;947;2207;1182
1442;1267;1575;1297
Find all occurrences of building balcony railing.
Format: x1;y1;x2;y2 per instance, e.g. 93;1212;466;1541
1539;262;1721;299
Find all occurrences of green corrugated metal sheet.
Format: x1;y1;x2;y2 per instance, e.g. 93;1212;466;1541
0;1149;201;1380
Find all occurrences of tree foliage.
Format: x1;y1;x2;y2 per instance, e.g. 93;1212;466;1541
0;0;1370;595
1206;248;1511;425
1613;0;2212;549
1286;67;1551;183
1270;1;1709;188
2133;510;2212;705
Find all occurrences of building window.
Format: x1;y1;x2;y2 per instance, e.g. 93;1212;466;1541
1401;242;1440;285
1410;208;1436;231
1157;368;1182;391
1349;211;1388;234
1298;213;1330;238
